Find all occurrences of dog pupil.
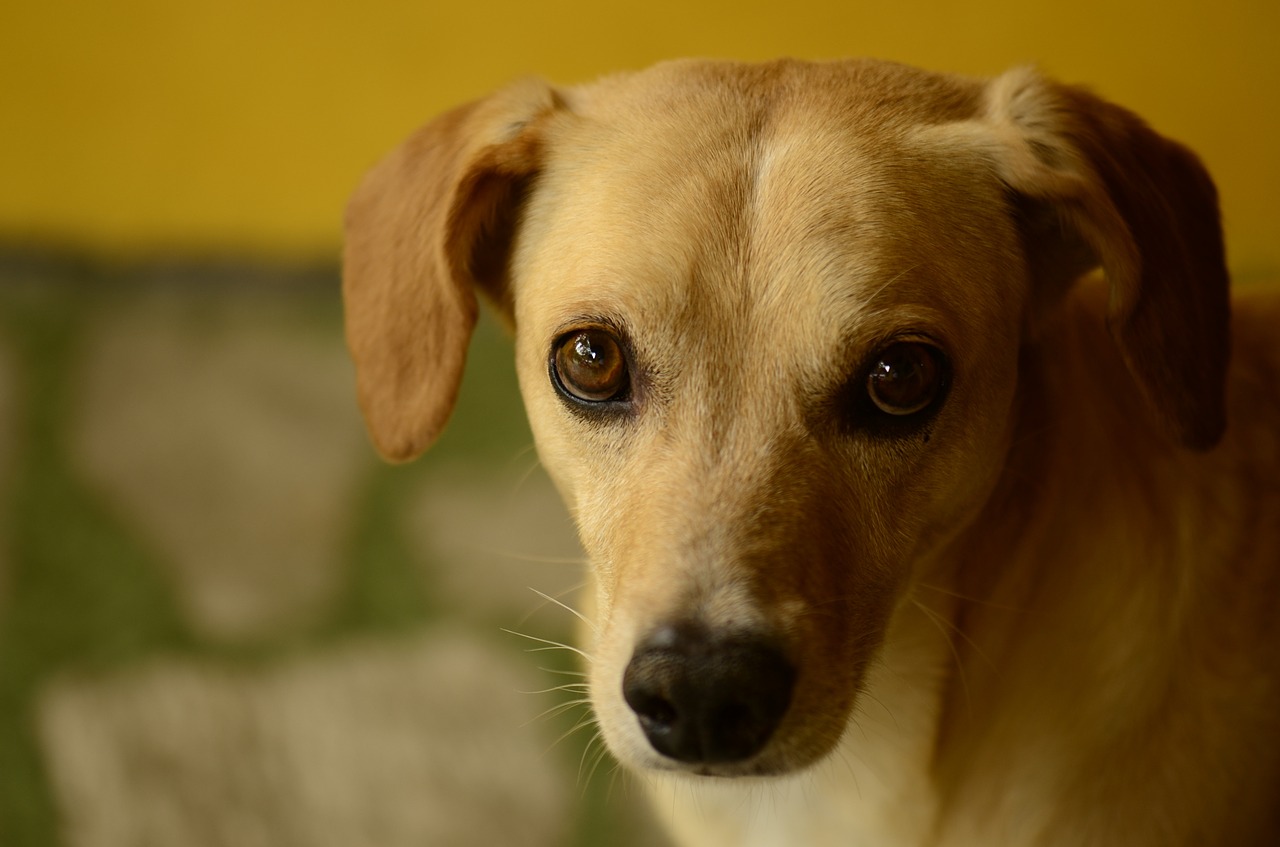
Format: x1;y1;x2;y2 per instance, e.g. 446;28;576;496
575;334;604;366
871;344;934;413
574;333;613;379
562;330;625;399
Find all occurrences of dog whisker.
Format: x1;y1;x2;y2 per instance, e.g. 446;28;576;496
910;599;974;715
912;595;996;672
516;682;589;696
512;580;590;630
537;666;588;678
605;761;624;806
545;712;602;760
507;441;541;465
852;687;900;735
915;581;1025;613
488;551;588;566
575;729;599;785
500;628;595;662
579;733;614;793
604;757;641;808
507;447;546;492
521;697;593;728
527;585;599;635
827;738;865;801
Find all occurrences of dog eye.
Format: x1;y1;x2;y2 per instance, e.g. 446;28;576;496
866;342;945;416
552;328;630;403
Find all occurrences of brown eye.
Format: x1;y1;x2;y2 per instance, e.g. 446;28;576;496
866;342;945;416
553;328;630;402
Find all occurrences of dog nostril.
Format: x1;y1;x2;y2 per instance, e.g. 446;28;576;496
621;624;795;766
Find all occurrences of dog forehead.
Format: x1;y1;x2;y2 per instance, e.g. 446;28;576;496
566;57;982;128
515;60;1011;357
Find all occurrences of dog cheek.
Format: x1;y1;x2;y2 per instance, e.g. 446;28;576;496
877;359;1021;561
513;351;590;506
921;399;1020;547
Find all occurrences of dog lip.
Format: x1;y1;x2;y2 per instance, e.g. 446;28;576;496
641;751;798;779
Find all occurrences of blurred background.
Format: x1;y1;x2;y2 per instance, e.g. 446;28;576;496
1;1;1276;845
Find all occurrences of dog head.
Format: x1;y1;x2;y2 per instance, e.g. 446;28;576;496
343;59;1228;777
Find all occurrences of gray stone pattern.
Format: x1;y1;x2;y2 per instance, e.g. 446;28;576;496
0;259;669;847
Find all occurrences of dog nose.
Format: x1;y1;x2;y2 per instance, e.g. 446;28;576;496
621;623;795;765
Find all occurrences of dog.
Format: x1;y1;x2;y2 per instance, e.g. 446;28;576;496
342;58;1280;845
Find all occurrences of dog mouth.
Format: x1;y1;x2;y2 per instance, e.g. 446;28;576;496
613;621;801;777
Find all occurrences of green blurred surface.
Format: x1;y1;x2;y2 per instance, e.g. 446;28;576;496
0;253;663;847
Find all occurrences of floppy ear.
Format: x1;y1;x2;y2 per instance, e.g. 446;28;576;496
984;67;1230;450
343;79;560;462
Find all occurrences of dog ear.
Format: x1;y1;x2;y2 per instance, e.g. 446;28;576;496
984;67;1230;451
343;79;559;462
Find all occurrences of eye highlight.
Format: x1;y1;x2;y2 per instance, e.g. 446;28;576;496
551;327;630;403
865;341;947;418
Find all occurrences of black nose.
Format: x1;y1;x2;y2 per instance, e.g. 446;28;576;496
621;623;795;765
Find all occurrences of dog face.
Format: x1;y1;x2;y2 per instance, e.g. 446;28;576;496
344;59;1227;779
511;66;1029;775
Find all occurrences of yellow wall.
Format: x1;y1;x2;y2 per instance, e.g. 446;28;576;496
2;0;1277;270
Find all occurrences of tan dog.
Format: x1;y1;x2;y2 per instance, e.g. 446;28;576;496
343;59;1280;846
